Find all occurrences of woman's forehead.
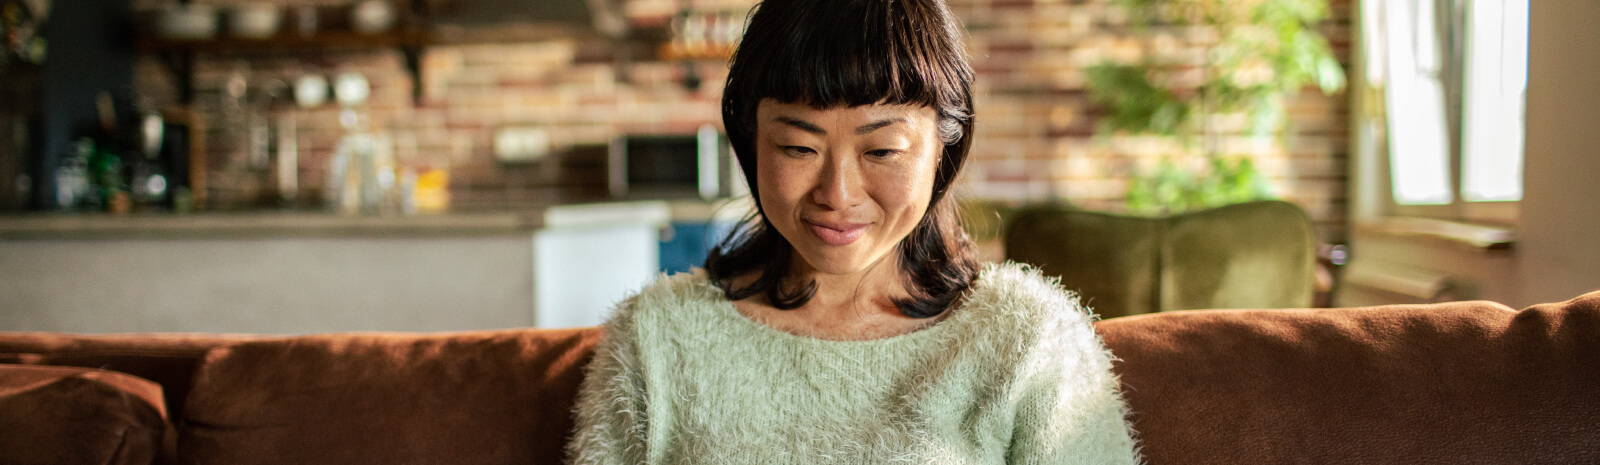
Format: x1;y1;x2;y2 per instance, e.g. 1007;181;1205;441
756;100;938;130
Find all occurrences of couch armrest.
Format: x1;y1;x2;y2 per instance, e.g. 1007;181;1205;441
0;364;169;465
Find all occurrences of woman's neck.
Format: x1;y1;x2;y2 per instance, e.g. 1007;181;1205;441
729;251;941;341
786;250;906;317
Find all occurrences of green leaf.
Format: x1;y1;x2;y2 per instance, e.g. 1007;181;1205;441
1315;55;1347;93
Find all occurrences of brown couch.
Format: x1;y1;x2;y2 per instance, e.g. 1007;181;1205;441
3;291;1598;465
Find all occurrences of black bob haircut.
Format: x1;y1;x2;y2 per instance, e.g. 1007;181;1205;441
706;0;980;318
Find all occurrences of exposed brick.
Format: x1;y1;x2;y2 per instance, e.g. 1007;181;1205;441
127;0;1347;236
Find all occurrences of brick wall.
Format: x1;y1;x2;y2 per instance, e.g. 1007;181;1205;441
133;0;1349;240
947;0;1352;241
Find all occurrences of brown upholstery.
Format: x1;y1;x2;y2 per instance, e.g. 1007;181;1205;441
2;292;1596;464
0;332;251;422
0;364;168;465
177;328;599;465
1096;291;1600;464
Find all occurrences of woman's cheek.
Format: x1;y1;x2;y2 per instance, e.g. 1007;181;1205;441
757;152;803;221
762;159;800;201
864;169;916;224
892;154;938;206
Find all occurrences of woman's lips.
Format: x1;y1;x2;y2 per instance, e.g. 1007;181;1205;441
805;220;868;246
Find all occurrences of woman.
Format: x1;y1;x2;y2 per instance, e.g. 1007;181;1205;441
567;0;1141;462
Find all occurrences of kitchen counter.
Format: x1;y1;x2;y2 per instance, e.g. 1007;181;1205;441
0;198;752;240
0;210;548;240
0;200;735;334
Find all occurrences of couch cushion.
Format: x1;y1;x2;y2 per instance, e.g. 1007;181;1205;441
179;328;599;465
0;364;168;465
1096;291;1600;464
0;332;251;422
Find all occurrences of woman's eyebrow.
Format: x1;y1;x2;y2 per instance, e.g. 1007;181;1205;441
774;116;827;135
855;117;907;135
771;116;908;135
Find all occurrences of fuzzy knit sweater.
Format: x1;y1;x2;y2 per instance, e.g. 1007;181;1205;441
566;262;1141;464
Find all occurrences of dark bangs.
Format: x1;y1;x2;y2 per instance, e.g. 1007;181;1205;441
709;0;979;319
723;0;975;191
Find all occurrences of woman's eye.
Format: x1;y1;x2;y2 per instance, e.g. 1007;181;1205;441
866;149;901;159
782;146;816;156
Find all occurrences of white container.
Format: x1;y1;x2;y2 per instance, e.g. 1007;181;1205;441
351;0;396;34
294;73;329;108
156;4;218;40
333;71;370;107
227;4;281;39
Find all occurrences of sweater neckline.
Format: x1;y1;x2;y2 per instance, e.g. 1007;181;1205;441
695;267;991;348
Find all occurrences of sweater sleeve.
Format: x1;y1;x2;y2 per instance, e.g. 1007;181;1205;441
1006;309;1142;465
566;296;651;465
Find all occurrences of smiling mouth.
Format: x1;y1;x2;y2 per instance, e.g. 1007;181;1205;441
805;220;869;246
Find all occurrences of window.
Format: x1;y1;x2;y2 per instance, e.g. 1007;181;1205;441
1460;0;1528;202
1364;0;1529;223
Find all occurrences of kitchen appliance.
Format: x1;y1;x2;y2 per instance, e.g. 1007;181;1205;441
607;125;741;201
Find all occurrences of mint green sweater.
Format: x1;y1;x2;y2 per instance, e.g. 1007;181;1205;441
567;262;1141;464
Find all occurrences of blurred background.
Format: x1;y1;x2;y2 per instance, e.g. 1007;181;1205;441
1;0;1594;334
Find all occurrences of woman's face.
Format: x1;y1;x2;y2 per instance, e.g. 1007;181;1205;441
754;99;943;277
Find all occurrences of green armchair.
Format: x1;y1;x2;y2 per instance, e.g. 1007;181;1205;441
1005;200;1316;319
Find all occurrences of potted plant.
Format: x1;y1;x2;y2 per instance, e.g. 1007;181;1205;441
1087;0;1346;215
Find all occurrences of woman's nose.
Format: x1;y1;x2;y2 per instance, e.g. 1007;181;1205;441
811;156;864;211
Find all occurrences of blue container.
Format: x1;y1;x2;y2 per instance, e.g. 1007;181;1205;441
658;221;737;274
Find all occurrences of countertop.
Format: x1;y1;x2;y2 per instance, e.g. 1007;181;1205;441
0;199;751;240
0;210;548;239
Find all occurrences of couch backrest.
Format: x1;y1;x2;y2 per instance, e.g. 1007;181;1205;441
6;292;1597;464
0;332;249;422
177;327;598;465
1097;291;1600;464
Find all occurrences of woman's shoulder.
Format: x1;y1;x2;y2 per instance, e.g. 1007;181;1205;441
636;268;722;306
964;262;1095;322
601;269;724;330
957;261;1104;348
955;262;1122;389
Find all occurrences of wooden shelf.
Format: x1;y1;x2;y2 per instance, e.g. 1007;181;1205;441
657;42;736;62
138;26;433;105
137;29;429;55
134;4;710;105
429;22;608;45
